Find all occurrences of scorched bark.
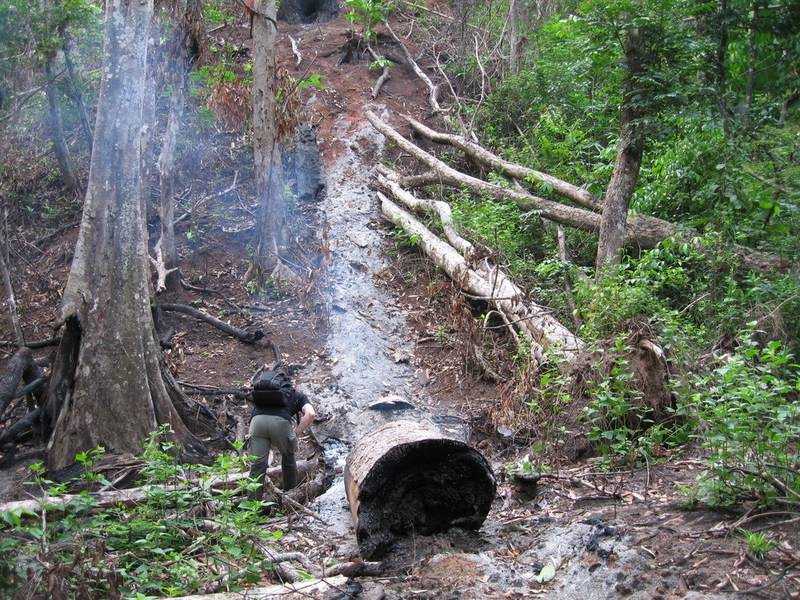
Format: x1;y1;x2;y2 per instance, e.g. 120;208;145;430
345;420;495;560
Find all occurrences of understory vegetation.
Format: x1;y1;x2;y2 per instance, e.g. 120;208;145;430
1;430;283;599
435;0;799;508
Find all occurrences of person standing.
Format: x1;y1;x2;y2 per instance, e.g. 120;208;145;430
247;368;316;503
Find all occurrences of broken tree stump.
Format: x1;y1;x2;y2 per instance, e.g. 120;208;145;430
344;420;496;559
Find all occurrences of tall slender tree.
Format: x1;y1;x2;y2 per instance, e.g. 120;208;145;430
247;0;293;284
44;0;205;471
595;25;645;271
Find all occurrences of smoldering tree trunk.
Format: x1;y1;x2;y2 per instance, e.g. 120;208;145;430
345;420;495;560
277;0;340;24
595;28;645;272
156;0;196;293
250;0;285;282
44;0;203;472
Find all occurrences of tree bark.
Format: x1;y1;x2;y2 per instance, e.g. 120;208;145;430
156;0;198;293
0;348;44;420
44;0;205;472
44;52;82;199
595;28;646;271
249;0;286;283
344;420;495;560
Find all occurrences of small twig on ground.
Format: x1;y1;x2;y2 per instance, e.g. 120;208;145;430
734;558;800;595
288;35;302;68
262;476;329;525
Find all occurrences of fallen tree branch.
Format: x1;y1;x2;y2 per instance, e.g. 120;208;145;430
154;574;349;600
383;21;446;113
174;172;239;226
261;474;329;525
0;407;41;448
159;303;264;343
367;111;791;272
379;190;582;365
0;347;45;420
402;114;602;211
0;460;320;516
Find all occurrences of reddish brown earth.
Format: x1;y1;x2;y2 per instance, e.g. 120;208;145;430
0;6;797;600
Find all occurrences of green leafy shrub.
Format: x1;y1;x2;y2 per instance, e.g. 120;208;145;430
683;330;800;507
0;429;284;599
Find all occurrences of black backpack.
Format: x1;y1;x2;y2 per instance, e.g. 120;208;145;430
251;370;291;408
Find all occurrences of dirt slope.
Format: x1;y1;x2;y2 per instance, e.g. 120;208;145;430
259;12;797;600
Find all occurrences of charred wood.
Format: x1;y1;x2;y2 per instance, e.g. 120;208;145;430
344;420;495;559
0;348;45;420
159;302;264;343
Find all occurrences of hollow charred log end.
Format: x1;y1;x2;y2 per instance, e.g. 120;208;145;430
278;0;340;25
345;421;496;560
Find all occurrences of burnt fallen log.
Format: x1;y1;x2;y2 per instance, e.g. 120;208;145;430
344;420;495;559
158;303;264;343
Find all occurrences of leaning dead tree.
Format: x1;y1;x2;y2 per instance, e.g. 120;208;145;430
366;112;790;273
345;420;495;560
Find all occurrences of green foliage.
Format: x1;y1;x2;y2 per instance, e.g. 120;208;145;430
344;0;392;41
203;1;237;26
581;337;656;467
0;428;284;598
681;330;800;508
740;529;775;561
451;195;544;279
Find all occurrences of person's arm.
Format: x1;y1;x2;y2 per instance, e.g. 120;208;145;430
295;403;316;436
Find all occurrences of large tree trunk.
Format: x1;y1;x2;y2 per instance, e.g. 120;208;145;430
344;420;495;560
44;0;204;472
249;0;286;283
156;0;198;293
595;28;645;271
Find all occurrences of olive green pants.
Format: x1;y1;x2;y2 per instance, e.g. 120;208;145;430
247;415;298;502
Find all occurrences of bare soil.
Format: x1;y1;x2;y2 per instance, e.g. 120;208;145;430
0;7;798;600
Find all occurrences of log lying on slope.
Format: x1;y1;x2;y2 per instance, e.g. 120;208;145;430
366;111;790;273
378;186;583;364
402;114;602;211
344;420;495;560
